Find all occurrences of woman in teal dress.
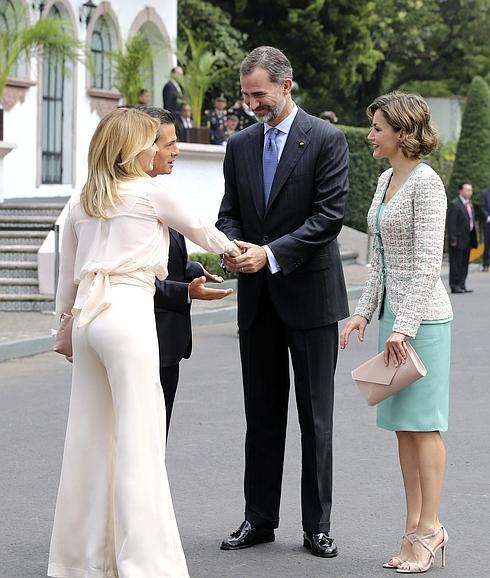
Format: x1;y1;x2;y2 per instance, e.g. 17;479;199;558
340;92;452;574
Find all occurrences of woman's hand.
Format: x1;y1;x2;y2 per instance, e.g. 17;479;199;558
384;332;407;367
340;315;368;349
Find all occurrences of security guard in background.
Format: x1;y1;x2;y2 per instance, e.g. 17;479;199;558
202;94;228;145
229;97;257;131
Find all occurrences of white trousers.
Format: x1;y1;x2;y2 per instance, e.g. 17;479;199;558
48;284;189;578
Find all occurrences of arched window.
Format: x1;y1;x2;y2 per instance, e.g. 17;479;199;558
91;15;114;90
41;4;64;183
0;0;26;78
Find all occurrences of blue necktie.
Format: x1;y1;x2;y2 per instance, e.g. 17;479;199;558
263;128;280;206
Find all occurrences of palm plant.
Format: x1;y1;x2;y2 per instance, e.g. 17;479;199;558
111;32;159;106
0;8;82;101
178;28;225;127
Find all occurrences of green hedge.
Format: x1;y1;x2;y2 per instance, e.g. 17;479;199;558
448;76;490;202
188;251;237;279
339;125;388;232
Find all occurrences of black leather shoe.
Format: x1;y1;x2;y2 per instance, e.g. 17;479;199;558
303;532;338;558
220;521;275;550
451;287;464;293
463;288;474;293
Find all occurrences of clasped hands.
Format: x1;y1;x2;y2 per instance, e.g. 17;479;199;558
223;240;268;274
340;314;407;367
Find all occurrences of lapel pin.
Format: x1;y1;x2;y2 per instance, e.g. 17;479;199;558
298;141;305;147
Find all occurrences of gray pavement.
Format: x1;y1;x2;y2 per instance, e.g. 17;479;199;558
0;271;489;577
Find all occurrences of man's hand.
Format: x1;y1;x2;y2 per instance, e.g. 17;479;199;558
189;276;233;301
222;240;267;273
201;267;224;284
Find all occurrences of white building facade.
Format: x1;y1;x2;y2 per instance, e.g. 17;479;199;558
1;0;177;201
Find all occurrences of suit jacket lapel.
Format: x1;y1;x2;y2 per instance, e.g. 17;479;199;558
265;109;311;215
245;125;266;219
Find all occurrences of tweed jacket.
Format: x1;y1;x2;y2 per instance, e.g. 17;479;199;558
355;163;453;338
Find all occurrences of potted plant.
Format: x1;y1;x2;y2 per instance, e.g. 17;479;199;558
0;7;83;140
110;32;162;106
178;28;225;143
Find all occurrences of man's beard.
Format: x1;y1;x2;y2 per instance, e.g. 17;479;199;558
254;93;285;124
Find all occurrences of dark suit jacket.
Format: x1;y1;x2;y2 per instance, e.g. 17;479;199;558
154;229;203;367
217;107;349;331
174;115;193;142
481;187;490;222
162;80;182;114
447;197;478;250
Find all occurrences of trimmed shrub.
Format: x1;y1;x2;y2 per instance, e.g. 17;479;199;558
188;251;237;279
339;125;388;232
448;76;490;202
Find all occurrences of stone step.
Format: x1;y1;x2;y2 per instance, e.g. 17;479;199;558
0;230;47;245
0;293;54;312
0;202;65;217
0;260;37;278
0;244;40;262
0;215;57;229
0;277;39;294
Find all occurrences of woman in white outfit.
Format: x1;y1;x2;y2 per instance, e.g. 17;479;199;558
48;108;238;578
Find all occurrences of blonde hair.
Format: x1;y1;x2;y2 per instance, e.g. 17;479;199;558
81;108;159;218
367;91;439;158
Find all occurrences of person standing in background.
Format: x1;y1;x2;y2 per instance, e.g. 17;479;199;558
480;185;490;271
162;66;184;114
447;182;478;292
202;94;228;144
174;102;194;142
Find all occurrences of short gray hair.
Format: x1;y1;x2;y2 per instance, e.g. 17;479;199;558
240;46;293;84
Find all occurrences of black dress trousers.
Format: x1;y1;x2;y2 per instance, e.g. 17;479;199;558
239;284;338;533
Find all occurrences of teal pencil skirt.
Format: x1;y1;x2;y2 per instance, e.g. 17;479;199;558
377;298;451;432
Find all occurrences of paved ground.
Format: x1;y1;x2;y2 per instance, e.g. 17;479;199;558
0;271;488;578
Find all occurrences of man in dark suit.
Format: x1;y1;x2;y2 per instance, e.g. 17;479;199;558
141;107;233;435
162;66;184;114
447;182;478;293
480;186;490;271
217;46;349;558
174;102;194;142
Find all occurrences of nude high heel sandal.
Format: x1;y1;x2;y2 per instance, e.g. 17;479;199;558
383;531;416;569
396;526;448;574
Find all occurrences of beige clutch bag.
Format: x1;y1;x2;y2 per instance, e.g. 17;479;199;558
53;313;74;358
352;342;427;406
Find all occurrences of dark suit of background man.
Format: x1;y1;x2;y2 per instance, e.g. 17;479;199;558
162;66;184;115
217;46;349;558
174;103;194;143
480;186;490;271
140;107;233;435
447;181;478;293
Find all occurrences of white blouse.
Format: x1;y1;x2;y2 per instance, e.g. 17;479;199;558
56;176;235;324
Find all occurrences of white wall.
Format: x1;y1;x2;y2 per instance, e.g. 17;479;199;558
426;96;464;144
158;143;227;254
